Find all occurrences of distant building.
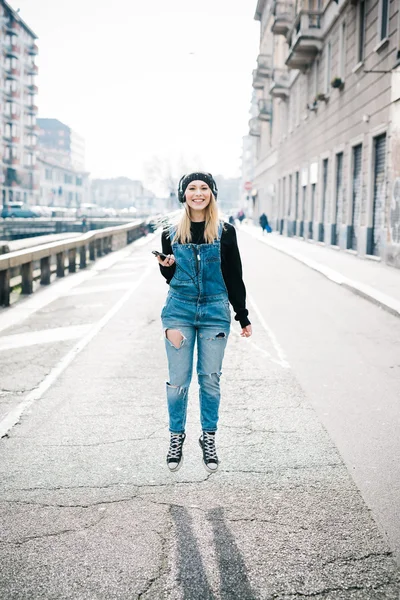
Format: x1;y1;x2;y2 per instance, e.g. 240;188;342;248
240;91;259;216
90;177;157;215
214;175;241;213
38;156;89;208
37;118;85;171
0;1;39;206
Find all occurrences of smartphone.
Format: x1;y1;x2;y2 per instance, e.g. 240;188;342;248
152;250;168;261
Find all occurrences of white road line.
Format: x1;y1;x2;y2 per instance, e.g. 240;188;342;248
247;294;290;369
0;234;156;336
0;265;154;439
0;324;93;351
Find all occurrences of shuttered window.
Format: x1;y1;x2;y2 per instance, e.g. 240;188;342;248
371;134;386;256
335;152;343;245
351;144;362;251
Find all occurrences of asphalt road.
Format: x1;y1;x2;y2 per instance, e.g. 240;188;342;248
0;229;399;599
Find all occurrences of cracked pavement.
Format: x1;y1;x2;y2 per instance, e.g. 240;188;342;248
0;236;399;598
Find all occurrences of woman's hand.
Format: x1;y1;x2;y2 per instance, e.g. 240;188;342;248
158;254;175;267
240;325;252;338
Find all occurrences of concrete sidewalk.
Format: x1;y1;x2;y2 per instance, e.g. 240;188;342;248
241;223;400;319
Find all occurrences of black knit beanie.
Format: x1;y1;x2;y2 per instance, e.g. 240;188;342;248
178;172;218;202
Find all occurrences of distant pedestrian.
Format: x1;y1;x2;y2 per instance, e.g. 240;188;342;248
228;214;236;227
155;172;252;474
237;209;245;224
259;212;272;234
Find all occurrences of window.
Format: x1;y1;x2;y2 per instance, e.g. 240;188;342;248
357;0;366;63
334;152;343;245
339;22;346;81
76;177;82;186
379;0;389;41
325;42;332;95
45;168;52;181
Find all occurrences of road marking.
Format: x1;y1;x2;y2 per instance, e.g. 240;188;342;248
0;234;157;336
0;324;93;351
0;265;154;439
246;294;290;369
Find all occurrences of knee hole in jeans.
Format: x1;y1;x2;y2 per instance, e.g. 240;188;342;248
165;329;185;349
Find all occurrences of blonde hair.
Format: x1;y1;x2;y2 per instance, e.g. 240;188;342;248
172;193;221;244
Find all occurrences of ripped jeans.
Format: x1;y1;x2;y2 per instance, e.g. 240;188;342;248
162;293;230;433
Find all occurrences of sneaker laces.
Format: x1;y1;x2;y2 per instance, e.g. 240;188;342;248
202;432;217;462
167;433;184;460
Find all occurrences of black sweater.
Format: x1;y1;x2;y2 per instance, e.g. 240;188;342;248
159;221;250;328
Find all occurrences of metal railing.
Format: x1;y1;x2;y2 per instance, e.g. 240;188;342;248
0;221;146;307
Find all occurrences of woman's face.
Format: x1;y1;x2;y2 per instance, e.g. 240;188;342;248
185;180;211;213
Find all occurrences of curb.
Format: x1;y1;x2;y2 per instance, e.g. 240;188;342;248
241;226;400;319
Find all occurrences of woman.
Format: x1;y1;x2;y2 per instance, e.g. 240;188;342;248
156;172;252;473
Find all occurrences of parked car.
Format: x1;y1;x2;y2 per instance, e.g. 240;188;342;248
1;202;40;218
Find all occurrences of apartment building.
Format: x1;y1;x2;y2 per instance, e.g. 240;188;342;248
252;0;400;267
37;118;86;171
0;1;39;206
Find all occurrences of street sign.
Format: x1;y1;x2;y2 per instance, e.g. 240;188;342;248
244;181;252;191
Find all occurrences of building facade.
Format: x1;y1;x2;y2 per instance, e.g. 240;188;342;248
252;0;400;268
0;1;39;206
37;118;86;171
38;156;89;208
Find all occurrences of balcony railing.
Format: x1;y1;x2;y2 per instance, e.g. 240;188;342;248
256;54;273;79
252;69;265;90
4;43;21;57
271;1;294;37
4;113;20;123
3;89;19;101
26;105;38;114
286;8;323;69
258;99;273;122
3;135;20;145
6;21;19;35
249;117;261;137
26;64;39;75
5;67;21;79
270;69;290;99
3;157;19;166
26;84;38;94
26;43;39;56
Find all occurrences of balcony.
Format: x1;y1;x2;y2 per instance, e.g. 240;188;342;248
3;89;19;101
258;98;273;122
26;43;39;56
256;54;273;79
271;1;294;37
6;21;19;35
3;157;19;166
5;67;21;80
26;104;38;115
4;43;21;58
270;69;290;99
249;117;261;137
26;84;38;94
26;64;39;75
3;135;20;145
286;8;323;70
252;69;265;90
4;113;20;123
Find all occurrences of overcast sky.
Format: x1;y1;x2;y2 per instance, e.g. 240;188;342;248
13;0;259;191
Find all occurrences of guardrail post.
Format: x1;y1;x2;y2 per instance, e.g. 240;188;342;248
96;238;103;257
40;257;51;285
22;261;34;293
104;236;111;254
0;269;10;307
68;248;77;273
89;241;95;261
80;245;87;268
56;251;65;277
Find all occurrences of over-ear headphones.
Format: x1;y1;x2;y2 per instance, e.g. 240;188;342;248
177;172;218;203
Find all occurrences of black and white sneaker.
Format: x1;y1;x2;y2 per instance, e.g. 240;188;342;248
199;431;219;473
166;433;186;472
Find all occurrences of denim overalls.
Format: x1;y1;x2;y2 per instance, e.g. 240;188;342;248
161;222;230;433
